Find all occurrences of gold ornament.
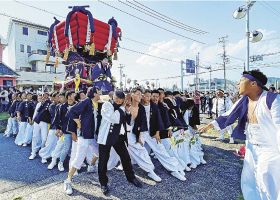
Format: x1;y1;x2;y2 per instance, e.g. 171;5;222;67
74;73;81;92
63;46;69;61
55;57;59;67
89;43;95;55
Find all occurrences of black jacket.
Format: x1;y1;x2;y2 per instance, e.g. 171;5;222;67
158;102;172;139
68;98;95;139
145;102;164;137
129;104;148;142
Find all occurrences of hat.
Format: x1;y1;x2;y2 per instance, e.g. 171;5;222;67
115;90;125;99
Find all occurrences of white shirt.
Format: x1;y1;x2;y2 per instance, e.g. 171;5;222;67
143;104;151;131
97;101;124;145
212;96;233;117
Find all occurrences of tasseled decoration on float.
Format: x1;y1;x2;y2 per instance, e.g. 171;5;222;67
113;48;118;60
63;45;69;61
107;49;112;56
45;47;50;64
89;35;95;55
55;55;59;67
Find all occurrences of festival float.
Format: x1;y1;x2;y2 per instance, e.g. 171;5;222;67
46;5;121;94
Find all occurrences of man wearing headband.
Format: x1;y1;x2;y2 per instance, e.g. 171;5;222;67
199;69;280;200
212;89;234;143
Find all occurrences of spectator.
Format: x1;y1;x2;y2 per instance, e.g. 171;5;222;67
0;87;9;112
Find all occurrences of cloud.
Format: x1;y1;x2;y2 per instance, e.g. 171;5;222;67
135;39;187;66
130;29;280;87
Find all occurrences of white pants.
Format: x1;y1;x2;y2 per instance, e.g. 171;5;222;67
39;129;58;159
31;122;48;154
11;118;18;135
161;130;191;168
51;134;72;163
190;135;204;165
161;138;188;168
144;132;185;172
127;132;155;173
4;117;13;136
15;122;27;145
23;123;33;144
71;137;97;170
69;140;78;169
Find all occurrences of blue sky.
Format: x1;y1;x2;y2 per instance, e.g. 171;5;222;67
1;1;280;89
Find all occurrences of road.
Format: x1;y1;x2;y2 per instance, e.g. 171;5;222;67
0;117;243;200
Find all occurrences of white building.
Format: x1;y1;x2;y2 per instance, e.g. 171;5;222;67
4;19;64;87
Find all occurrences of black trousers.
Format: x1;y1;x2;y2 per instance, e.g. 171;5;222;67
98;138;135;186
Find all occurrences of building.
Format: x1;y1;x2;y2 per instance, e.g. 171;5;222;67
188;78;238;93
267;77;280;89
0;35;18;87
4;19;64;87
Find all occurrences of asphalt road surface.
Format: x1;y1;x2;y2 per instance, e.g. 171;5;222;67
0;117;243;200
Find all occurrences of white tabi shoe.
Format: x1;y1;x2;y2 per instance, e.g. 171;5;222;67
171;171;186;181
185;166;192;172
41;158;48;164
190;163;197;169
29;153;36;160
179;170;185;176
64;180;73;195
87;165;97;173
58;162;64;172
115;164;123;171
200;158;207;165
148;171;162;182
22;143;27;147
48;159;57;170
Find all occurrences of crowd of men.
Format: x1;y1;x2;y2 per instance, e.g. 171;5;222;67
3;87;209;196
2;69;279;199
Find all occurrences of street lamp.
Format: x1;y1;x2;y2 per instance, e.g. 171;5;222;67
233;1;263;71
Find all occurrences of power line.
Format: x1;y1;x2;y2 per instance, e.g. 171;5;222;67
259;1;280;21
131;0;208;34
98;0;206;44
13;0;64;18
119;0;206;35
0;11;183;64
122;36;181;57
119;46;181;63
0;12;49;28
11;1;196;57
262;1;280;16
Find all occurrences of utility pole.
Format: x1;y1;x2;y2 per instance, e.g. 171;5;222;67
180;60;184;92
195;52;200;91
118;64;125;89
219;36;229;91
209;66;212;91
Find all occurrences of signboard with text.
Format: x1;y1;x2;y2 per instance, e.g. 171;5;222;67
186;59;195;73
